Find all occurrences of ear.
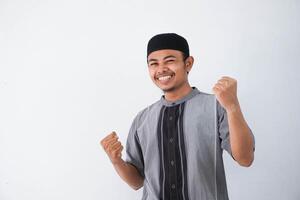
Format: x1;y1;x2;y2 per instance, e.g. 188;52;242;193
185;56;194;74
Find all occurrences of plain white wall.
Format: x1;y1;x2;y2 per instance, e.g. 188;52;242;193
1;0;299;199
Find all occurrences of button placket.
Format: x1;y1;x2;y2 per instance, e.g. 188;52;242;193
164;105;182;199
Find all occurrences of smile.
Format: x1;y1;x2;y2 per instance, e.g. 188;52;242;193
156;74;175;84
158;75;172;80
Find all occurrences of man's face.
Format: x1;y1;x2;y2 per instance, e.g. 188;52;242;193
147;49;192;93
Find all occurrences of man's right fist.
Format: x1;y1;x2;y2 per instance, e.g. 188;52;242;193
100;131;124;165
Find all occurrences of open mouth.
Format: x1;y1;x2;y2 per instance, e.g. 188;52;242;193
156;74;175;84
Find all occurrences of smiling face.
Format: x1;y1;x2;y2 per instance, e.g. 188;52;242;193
147;49;194;93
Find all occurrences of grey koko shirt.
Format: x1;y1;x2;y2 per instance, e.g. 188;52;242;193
125;87;255;200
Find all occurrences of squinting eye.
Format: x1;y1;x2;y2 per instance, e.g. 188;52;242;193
150;63;158;66
166;60;175;63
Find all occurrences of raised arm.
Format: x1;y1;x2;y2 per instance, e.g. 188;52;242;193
100;131;144;190
213;76;254;167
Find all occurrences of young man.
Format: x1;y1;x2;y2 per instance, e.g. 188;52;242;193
100;33;255;200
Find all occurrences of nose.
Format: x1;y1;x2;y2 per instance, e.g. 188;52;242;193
156;62;169;74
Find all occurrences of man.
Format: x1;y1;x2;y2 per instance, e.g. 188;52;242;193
100;33;255;200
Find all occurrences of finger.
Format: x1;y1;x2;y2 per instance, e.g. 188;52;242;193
109;141;122;151
214;83;225;90
101;133;118;145
105;134;119;144
216;81;227;88
112;145;123;157
101;135;118;149
212;86;221;94
217;79;228;85
218;81;230;88
101;131;117;144
108;131;117;139
114;144;123;154
103;137;119;150
110;145;123;159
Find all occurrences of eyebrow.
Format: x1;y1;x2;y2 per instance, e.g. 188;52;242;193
148;55;177;63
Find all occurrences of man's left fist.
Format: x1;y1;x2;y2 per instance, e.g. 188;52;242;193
212;76;239;111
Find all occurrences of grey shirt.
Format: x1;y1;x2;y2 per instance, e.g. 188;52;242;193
125;87;255;200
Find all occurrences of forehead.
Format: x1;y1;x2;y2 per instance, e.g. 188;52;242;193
147;49;182;61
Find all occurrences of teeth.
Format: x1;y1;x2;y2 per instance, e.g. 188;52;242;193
158;75;172;81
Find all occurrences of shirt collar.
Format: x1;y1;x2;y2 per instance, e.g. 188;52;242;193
160;86;200;107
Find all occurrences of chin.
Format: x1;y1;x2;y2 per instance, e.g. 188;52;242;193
159;85;177;93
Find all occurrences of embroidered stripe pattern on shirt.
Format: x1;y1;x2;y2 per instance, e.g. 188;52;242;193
157;103;189;200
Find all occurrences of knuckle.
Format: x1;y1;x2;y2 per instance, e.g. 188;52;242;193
104;146;109;152
100;139;105;145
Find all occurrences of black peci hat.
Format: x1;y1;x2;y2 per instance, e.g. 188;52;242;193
147;33;190;58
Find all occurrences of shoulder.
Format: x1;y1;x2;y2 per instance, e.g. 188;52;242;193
190;89;225;117
190;89;216;106
131;99;162;125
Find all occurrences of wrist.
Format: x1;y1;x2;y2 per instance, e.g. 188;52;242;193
225;103;240;114
111;157;125;166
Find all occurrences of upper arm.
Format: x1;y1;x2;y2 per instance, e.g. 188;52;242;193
125;112;145;178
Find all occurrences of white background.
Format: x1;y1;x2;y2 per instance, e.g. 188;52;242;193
1;0;299;199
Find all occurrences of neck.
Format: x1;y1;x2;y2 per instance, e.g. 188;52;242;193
164;83;193;102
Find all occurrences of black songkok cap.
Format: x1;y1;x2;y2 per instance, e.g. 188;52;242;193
147;33;190;58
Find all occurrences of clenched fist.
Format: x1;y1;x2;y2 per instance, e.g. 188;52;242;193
100;131;124;165
212;76;239;112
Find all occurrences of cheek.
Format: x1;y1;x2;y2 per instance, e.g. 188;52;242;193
148;69;155;80
174;68;187;79
168;62;184;72
167;63;177;71
170;65;182;75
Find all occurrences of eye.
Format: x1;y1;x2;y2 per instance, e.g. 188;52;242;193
166;60;175;63
149;62;158;67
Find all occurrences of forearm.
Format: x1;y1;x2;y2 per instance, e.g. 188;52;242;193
112;159;144;190
226;102;254;167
